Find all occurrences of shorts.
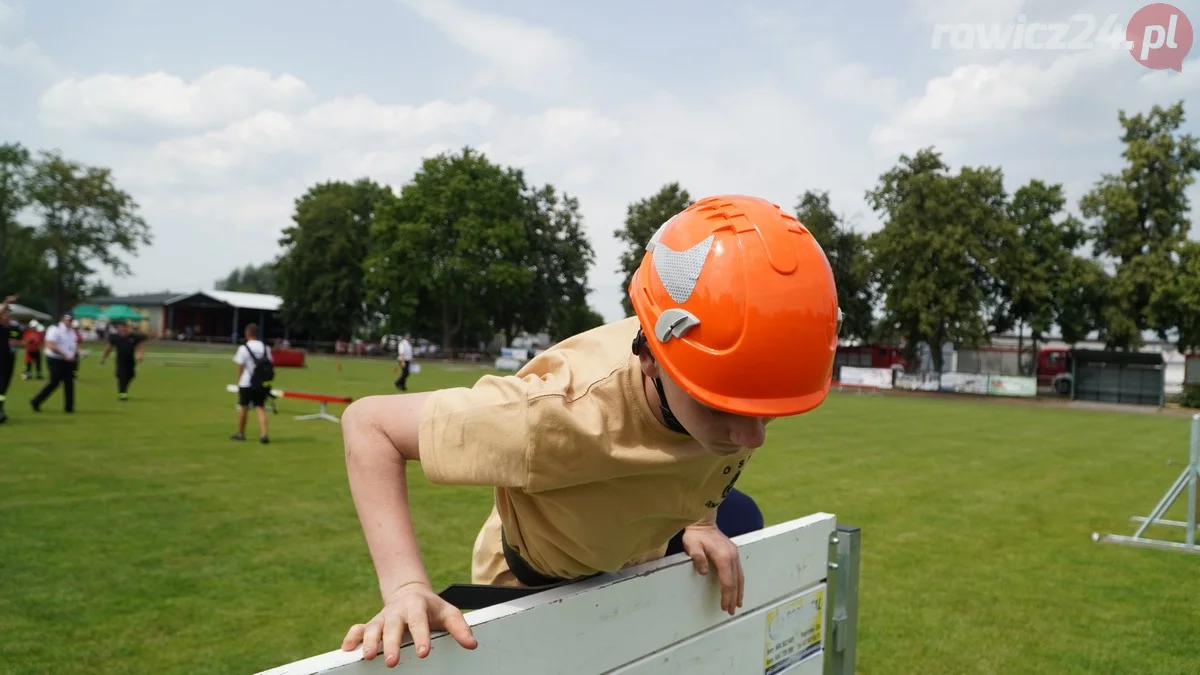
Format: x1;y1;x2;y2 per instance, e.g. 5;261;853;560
238;386;268;408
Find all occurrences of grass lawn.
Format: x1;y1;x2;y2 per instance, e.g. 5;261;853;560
1;347;1198;674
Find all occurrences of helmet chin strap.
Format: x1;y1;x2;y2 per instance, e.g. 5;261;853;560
632;329;691;436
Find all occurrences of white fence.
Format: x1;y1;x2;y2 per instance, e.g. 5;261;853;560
838;367;1037;399
256;513;861;675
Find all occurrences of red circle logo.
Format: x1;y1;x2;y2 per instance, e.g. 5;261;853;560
1127;3;1193;71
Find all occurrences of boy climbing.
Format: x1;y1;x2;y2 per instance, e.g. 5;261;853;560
338;195;842;667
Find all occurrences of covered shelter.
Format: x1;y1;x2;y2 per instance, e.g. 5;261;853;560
7;303;51;323
1071;348;1166;407
84;292;180;336
163;290;284;343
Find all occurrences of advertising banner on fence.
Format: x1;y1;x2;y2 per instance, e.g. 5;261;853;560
940;372;990;395
895;371;941;391
986;375;1038;397
838;366;893;389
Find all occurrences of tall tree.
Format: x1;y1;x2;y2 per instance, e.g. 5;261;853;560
865;147;1013;371
216;262;276;295
518;183;602;341
1054;256;1109;346
0;142;32;286
794;190;876;343
25;150;152;314
613;183;693;317
275;178;392;341
1151;240;1200;352
995;179;1089;372
0;222;54;311
1079;100;1200;350
364;147;532;351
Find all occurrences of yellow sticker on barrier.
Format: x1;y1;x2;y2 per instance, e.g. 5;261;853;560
763;585;824;674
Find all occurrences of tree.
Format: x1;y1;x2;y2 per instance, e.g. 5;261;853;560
364;147;533;351
995;179;1089;372
0;222;54;311
865;147;1013;371
794;190;876;343
613;183;693;317
519;183;602;341
216;262;276;295
1151;240;1200;352
0;142;32;286
274;178;392;341
1054;256;1109;346
0;143;53;309
1079;100;1200;350
25;150;152;314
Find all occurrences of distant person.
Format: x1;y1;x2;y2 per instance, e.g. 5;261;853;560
99;321;146;401
394;334;413;391
0;294;22;423
21;320;44;380
30;311;78;414
232;322;273;444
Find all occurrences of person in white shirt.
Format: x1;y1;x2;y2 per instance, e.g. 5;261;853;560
394;334;413;391
31;312;79;414
232;322;272;444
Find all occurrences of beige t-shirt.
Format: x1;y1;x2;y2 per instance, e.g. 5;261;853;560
418;317;755;586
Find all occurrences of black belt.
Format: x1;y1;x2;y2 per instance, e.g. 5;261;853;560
500;526;593;588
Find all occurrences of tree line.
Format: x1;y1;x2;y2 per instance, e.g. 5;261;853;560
613;100;1200;372
2;100;1196;363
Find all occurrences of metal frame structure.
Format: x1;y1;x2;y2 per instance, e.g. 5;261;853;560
1103;413;1200;554
254;513;862;675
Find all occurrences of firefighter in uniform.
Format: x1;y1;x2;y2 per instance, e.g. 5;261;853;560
0;294;23;423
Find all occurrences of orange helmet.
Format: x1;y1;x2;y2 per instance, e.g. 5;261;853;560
628;194;841;418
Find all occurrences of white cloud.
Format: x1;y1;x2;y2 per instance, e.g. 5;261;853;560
871;44;1200;156
908;0;1026;25
0;0;24;35
395;0;583;99
115;94;499;190
38;66;315;133
0;0;55;79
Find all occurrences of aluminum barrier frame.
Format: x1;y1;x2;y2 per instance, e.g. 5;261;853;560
255;513;862;675
1102;413;1200;554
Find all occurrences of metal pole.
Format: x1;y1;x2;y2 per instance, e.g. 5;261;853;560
825;525;860;675
1187;414;1198;548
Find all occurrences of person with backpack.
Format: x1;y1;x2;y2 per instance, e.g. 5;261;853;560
232;322;274;444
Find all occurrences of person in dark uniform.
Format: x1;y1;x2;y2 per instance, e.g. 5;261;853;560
0;293;23;423
99;320;146;400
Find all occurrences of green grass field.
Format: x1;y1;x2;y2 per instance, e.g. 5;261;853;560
2;347;1198;674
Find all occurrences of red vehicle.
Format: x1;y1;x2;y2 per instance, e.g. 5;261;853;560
1036;348;1074;395
834;343;914;375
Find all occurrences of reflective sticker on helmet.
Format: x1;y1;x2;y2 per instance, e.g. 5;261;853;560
652;234;714;304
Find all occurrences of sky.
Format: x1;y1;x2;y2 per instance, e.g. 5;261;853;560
1;0;1197;324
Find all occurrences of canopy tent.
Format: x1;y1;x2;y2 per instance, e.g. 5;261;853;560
70;304;104;319
101;304;145;322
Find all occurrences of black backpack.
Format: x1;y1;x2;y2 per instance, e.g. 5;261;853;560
244;342;274;388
